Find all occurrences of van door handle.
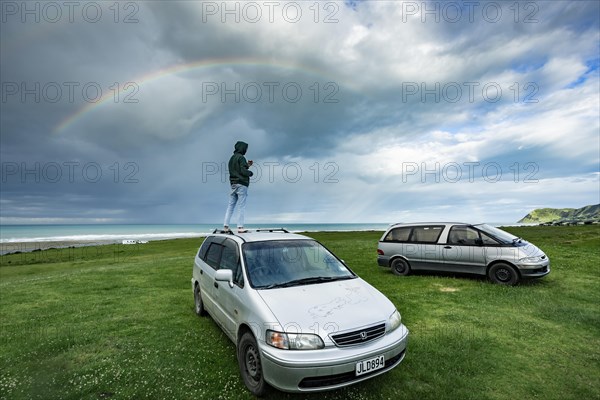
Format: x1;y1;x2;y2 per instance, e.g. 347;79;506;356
444;246;452;249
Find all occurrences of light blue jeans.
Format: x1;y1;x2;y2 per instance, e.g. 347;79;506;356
223;184;248;228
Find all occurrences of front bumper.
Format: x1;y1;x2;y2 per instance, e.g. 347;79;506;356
259;324;409;392
516;259;550;278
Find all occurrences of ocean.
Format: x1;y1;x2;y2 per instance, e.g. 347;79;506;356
0;223;392;244
0;222;520;255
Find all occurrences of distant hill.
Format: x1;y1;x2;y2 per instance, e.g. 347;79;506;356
518;204;600;224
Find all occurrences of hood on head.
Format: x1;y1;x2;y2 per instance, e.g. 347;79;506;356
234;141;248;155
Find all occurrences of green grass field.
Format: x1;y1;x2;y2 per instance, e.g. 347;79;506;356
1;225;599;399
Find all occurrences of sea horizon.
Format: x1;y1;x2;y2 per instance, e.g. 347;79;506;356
0;222;522;244
0;223;390;243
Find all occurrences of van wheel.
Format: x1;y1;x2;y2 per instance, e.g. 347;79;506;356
238;332;268;397
488;263;519;285
194;284;206;316
391;258;411;276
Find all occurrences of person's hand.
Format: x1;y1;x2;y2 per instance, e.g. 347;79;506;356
248;160;254;167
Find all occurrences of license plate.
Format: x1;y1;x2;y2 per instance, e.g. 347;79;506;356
355;355;385;376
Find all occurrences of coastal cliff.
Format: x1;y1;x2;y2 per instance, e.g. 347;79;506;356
518;204;599;224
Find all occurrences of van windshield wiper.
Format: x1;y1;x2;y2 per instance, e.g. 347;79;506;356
260;276;353;289
256;275;355;289
283;276;337;287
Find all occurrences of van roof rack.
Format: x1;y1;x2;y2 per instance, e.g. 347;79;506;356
212;228;236;234
255;228;289;233
212;228;290;235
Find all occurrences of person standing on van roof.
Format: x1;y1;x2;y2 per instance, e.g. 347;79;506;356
223;141;253;233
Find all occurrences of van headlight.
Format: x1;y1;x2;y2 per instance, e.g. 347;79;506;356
266;330;324;350
520;256;543;263
387;310;402;333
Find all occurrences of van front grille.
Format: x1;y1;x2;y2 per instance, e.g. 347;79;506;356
330;323;386;347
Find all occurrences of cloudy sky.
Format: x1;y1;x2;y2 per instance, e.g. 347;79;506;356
1;0;598;225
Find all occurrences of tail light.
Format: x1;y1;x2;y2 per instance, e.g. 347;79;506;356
377;249;384;255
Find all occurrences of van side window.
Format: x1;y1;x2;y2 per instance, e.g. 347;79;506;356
448;226;480;245
480;231;500;245
198;237;214;259
204;243;223;270
221;239;244;287
384;227;411;242
409;226;443;243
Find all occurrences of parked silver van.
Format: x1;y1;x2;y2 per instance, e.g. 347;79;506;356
193;229;409;396
377;223;550;285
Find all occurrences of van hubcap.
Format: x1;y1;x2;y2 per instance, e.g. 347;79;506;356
194;288;200;311
394;262;405;273
496;268;510;281
245;345;260;380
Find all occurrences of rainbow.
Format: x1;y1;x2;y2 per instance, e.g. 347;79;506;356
53;58;346;133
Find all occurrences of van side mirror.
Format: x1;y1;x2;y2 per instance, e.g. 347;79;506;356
215;269;234;288
475;238;483;246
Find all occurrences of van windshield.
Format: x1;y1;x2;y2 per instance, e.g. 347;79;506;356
242;240;356;289
474;224;520;244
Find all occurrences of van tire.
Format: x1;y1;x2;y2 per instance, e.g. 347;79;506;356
391;258;411;276
194;283;206;316
238;332;268;397
488;263;519;285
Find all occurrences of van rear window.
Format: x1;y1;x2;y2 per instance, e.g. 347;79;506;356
410;226;443;243
383;227;411;242
384;226;444;243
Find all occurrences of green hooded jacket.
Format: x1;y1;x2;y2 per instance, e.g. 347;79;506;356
228;141;253;187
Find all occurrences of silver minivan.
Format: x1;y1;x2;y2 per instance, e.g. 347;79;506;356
377;223;550;285
192;229;409;396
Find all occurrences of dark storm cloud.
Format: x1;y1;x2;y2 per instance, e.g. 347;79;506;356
1;1;598;224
